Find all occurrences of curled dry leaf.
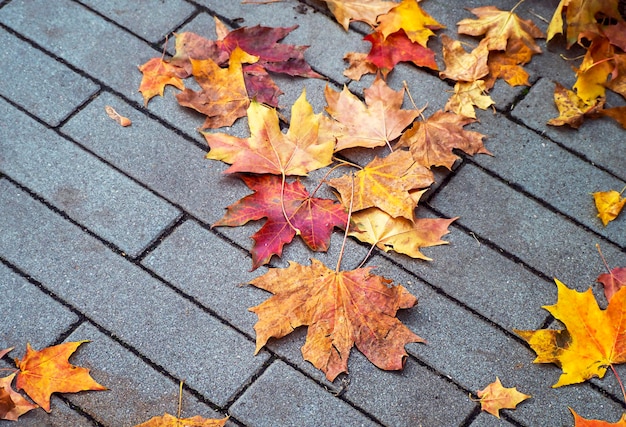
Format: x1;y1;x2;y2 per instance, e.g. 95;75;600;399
105;105;132;127
0;373;38;421
547;0;622;46
547;82;604;128
476;377;531;418
250;258;423;381
593;189;626;226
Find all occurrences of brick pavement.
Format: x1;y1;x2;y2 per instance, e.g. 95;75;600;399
1;0;625;426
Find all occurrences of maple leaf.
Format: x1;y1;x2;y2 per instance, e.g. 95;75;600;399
598;266;626;302
396;110;491;169
476;377;531;418
485;39;533;88
15;341;106;412
593;188;626;226
133;413;228;427
0;373;38;421
175;47;258;129
571;408;626;427
547;0;622;46
348;207;456;260
547;82;604;128
250;258;424;381
0;387;14;420
457;5;544;54
328;150;433;219
375;0;445;47
363;29;438;77
213;175;347;270
343;52;378;81
600;106;626;129
323;77;422;151
204;90;334;175
137;57;186;106
445;80;495;119
322;0;396;31
515;279;626;387
439;35;490;83
573;35;615;103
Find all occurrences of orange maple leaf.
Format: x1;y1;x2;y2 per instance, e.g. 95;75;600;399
343;52;378;81
396;110;491;169
0;373;38;421
348;207;456;260
593;188;626;226
375;0;445;47
476;377;531;418
15;341;106;412
137;57;186;106
250;259;423;381
570;408;626;427
133;413;228;427
515;279;626;387
439;35;490;83
485;39;533;88
204;89;334;176
457;5;544;54
547;82;604;128
176;47;258;129
328;150;434;220
323;76;422;151
445;80;495;119
322;0;396;30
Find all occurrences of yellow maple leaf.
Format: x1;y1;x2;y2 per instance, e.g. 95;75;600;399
476;377;531;418
439;36;490;82
515;280;626;387
593;188;626;226
573;35;615;103
547;82;604;128
323;0;396;31
547;0;622;46
445;80;494;119
376;0;445;47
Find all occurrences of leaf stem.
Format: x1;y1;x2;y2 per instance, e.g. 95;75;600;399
309;161;356;199
336;174;354;273
510;0;525;14
177;380;184;419
281;172;301;235
610;364;626;404
596;243;613;275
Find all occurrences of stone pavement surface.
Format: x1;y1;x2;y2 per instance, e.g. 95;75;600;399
1;0;625;426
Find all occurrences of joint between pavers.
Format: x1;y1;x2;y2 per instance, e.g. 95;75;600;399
134;213;188;263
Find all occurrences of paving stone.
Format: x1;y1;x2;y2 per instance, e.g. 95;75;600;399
0;28;99;127
0;0;157;103
471;111;626;247
377;211;554;332
230;360;378;427
0;180;269;407
0;263;78;350
63;323;230;426
366;254;624;425
79;0;196;44
469;411;518;426
429;163;625;290
61;92;248;225
0;97;181;257
511;78;626;182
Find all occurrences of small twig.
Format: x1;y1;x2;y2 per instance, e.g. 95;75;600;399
610;364;626;404
336;174;355;273
177;380;184;419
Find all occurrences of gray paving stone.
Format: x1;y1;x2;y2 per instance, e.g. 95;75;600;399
0;28;99;127
471;111;626;247
366;254;624;425
61;92;248;225
0;263;78;350
64;323;230;427
469;411;518;426
0;0;157;103
429;163;625;290
512;78;626;182
230;360;378;427
0;180;269;407
78;0;196;44
0;97;181;257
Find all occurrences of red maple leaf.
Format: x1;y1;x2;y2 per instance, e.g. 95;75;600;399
213;175;347;269
364;29;437;77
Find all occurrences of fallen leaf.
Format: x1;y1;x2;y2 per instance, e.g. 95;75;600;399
176;47;258;129
593;188;626;226
444;80;495;119
570;408;626;426
439;35;490;82
547;82;604;128
133;413;228;427
104;105;132;127
598;266;626;302
204;89;334;175
322;0;396;30
363;29;438;77
573;35;615;103
485;39;533;88
397;110;490;169
343;51;378;81
457;5;544;53
515;279;626;387
476;377;531;418
376;0;445;46
15;341;106;412
328;150;433;219
250;258;424;381
604;22;626;51
606;53;626;99
0;387;14;420
137;57;186;106
600;106;626;129
213;174;347;270
547;0;622;46
324;76;422;151
349;207;456;260
0;373;38;421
